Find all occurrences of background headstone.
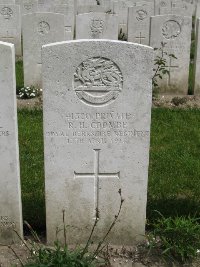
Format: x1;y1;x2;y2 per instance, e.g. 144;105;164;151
23;12;65;87
76;12;118;39
42;40;153;245
160;1;193;16
150;14;192;95
77;5;105;14
20;0;38;15
53;3;74;40
128;2;154;45
0;41;23;245
0;4;21;56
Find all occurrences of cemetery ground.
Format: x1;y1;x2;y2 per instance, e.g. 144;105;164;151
1;64;200;267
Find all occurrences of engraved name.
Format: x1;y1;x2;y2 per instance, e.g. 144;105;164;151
0;216;16;230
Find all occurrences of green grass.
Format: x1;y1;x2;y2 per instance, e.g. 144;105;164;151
16;60;24;93
18;109;45;230
17;108;200;230
148;108;200;222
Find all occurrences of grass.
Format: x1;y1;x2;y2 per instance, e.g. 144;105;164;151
148;108;200;222
18;109;45;230
16;60;24;93
17;108;200;230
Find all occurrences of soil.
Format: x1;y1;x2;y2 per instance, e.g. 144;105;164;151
0;239;200;267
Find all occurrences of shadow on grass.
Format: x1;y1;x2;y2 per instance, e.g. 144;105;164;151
147;197;200;225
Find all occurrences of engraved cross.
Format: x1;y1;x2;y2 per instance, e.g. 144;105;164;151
74;149;120;216
135;32;146;44
165;58;179;85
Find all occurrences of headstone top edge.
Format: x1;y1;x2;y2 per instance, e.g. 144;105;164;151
42;39;154;51
0;41;14;49
22;11;65;18
150;14;192;19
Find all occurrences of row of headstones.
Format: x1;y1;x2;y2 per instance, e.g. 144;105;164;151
1;0;200;94
22;12;199;95
0;0;198;50
0;39;153;246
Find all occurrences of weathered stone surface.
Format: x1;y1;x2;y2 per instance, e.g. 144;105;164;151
155;0;196;15
0;0;15;3
150;14;192;95
0;41;23;245
128;2;154;45
160;1;193;16
76;12;118;39
53;3;74;40
19;0;38;15
42;40;153;245
77;5;105;14
0;4;21;56
77;0;97;6
23;12;65;87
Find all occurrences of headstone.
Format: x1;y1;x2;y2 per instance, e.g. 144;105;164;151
42;40;153;245
77;0;97;6
0;4;21;56
23;12;65;87
154;0;171;15
76;12;118;39
113;0;147;36
194;18;200;94
150;15;192;94
77;5;105;14
37;0;53;12
20;0;38;15
127;2;154;45
53;4;74;40
0;0;15;3
0;41;23;245
99;0;115;13
160;1;193;16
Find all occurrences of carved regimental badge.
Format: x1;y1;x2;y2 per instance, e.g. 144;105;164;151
162;20;181;40
0;7;13;19
38;21;50;35
24;3;33;10
74;57;123;106
136;10;148;21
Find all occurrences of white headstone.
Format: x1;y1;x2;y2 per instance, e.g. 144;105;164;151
42;39;153;245
77;0;97;6
99;0;115;13
53;4;74;40
77;5;105;14
0;0;15;3
76;12;118;39
150;15;192;94
127;2;154;45
194;18;200;94
113;0;146;36
0;41;23;245
0;4;21;56
160;1;193;16
20;0;38;15
37;0;53;11
154;0;171;15
23;12;65;87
